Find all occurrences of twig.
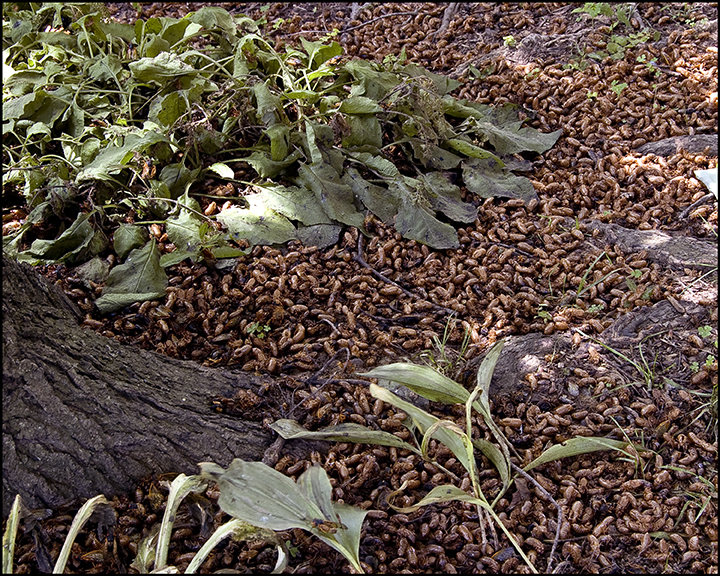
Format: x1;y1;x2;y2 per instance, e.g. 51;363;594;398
430;3;459;38
353;235;457;316
678;192;715;219
285;348;351;417
510;462;563;573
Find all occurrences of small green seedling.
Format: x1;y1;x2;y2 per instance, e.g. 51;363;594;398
698;325;713;339
247;322;271;338
503;35;516;47
610;80;628;96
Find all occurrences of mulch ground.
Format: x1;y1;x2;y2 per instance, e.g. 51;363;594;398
5;3;718;574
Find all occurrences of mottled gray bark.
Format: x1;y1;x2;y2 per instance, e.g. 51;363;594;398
2;256;310;516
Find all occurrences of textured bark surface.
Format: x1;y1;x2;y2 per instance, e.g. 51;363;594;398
2;256;315;515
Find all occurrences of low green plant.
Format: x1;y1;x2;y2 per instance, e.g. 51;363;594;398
199;460;369;573
577;329;667;391
610;79;628;96
698;325;714;339
3;3;562;313
502;35;516;47
417;315;471;380
2;474;291;574
271;340;633;573
247;321;271;338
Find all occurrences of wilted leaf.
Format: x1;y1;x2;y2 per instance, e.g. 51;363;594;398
419;171;477;223
114;224;149;259
156;474;207;570
369;384;474;474
523;437;632;472
270;419;418;451
339;96;382;114
259;184;332;226
198;460;323;531
462;157;538;203
23;212;107;264
343;168;399;223
395;197;460;250
128;52;199;83
296;163;365;229
95;239;168;314
295;223;342;249
360;363;469;405
217;199;297;246
388;484;491;514
695;167;718;199
206;162;235;179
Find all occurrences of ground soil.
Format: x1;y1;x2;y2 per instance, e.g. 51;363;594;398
4;3;718;574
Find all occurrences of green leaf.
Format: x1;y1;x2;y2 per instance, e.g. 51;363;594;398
199;459;324;531
155;474;208;570
446;138;502;162
3;91;46;122
23;212;107;264
265;124;290;162
523;437;632;472
400;63;462;95
295;223;343;249
339;96;382;115
207;162;235;179
185;519;287;574
253;81;281;127
296;163;365;229
299;37;343;69
217;199;297;246
258;184;332;226
52;496;112;574
243;150;301;179
472;437;510;489
395;197;460;250
471;106;562;155
346;151;400;179
2;495;22;575
77;131;172;182
343;168;399;224
113;224;149;259
344;60;402;100
165;209;202;254
360;364;470;405
462;157;539;203
342;114;383;149
369;384;474;474
188;6;240;39
95;239;168;314
388;484;492;514
270;419;419;452
128;51;199;83
418;172;477;223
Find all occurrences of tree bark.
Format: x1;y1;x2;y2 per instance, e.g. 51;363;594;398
2;256;313;516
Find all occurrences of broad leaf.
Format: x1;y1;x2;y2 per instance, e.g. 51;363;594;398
360;363;470;405
217;199;297;246
199;460;323;531
259;184;332;226
462;157;539;203
95;239;168;314
523;437;632;472
395;197;460;250
296;163;365;229
270;419;419;452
